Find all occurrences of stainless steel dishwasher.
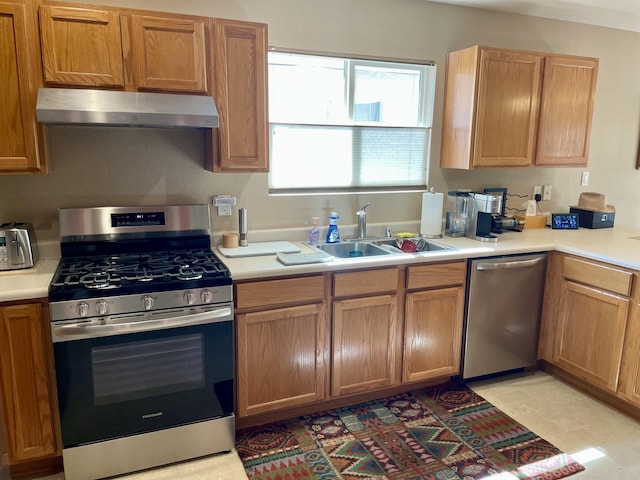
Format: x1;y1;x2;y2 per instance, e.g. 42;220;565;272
462;253;547;379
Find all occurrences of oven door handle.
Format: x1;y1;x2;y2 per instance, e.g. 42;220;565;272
52;307;232;339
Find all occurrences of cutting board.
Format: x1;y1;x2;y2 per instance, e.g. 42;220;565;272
218;241;301;258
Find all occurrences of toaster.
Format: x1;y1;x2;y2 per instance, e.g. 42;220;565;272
0;222;39;270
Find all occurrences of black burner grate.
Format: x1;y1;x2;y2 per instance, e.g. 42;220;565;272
49;248;231;301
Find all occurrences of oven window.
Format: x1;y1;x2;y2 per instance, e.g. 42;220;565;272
91;334;204;406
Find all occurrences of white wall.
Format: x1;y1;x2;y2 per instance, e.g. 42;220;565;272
1;0;639;245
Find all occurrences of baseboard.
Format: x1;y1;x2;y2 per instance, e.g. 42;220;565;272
540;360;640;422
9;455;63;480
236;376;452;429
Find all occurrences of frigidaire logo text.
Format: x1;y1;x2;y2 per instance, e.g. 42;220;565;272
142;412;164;419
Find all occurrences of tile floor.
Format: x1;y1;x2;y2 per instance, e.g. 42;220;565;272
470;370;640;479
38;371;640;479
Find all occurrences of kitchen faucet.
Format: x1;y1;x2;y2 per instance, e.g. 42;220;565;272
356;203;372;239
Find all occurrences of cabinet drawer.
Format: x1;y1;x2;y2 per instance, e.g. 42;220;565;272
236;275;324;309
563;257;632;297
407;261;466;290
333;268;398;297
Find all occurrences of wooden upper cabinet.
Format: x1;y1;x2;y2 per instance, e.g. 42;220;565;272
474;49;542;167
128;14;208;93
536;56;598;165
440;45;598;169
209;19;268;172
0;0;46;173
39;5;124;87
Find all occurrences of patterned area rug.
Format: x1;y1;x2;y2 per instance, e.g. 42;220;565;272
236;381;585;479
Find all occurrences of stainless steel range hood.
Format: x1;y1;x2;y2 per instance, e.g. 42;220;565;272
36;88;219;128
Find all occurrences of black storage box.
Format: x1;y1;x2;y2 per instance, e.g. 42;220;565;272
570;207;615;229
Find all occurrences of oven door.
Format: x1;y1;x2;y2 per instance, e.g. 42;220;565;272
51;304;233;448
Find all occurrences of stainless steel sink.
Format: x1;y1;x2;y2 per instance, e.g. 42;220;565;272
316;241;391;258
373;238;456;253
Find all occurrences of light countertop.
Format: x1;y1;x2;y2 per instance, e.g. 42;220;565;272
0;258;60;303
2;226;640;303
216;226;640;280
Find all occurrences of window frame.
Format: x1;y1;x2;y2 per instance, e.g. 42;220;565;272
267;48;437;196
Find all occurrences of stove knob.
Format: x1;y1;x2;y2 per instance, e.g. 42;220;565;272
96;300;109;316
142;295;154;310
184;291;195;305
77;302;90;317
200;289;213;304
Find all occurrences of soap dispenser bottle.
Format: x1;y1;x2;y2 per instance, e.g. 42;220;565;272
308;216;320;245
326;212;340;243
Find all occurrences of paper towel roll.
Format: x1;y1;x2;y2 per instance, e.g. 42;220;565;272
420;191;444;238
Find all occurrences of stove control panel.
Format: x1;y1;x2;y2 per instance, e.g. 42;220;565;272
50;285;233;322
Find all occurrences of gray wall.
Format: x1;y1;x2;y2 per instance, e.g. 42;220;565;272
2;0;639;246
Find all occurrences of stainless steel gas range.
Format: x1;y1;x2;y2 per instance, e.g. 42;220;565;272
48;205;234;480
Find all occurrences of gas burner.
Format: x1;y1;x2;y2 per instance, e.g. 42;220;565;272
178;267;204;281
81;273;111;289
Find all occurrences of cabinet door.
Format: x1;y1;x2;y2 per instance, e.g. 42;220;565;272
403;287;464;383
623;300;640;406
236;304;326;417
474;49;542;167
332;295;399;396
129;15;208;93
39;5;123;87
0;0;45;173
535;56;598;165
554;280;628;392
210;19;268;172
0;303;57;463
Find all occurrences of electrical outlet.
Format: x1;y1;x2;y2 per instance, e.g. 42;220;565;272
212;195;236;216
581;171;590;186
533;185;542;198
543;185;552;201
217;205;232;216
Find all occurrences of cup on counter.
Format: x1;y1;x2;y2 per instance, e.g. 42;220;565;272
222;232;239;248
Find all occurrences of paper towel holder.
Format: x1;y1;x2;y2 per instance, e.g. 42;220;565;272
419;190;444;239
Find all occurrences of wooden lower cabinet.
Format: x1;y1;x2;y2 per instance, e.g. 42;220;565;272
236;262;467;420
620;281;640;407
554;280;629;391
403;287;465;382
332;295;399;396
0;300;59;464
236;304;326;417
540;254;635;399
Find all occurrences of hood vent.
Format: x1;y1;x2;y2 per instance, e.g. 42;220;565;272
36;88;219;128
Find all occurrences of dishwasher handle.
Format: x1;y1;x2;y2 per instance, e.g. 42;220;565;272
476;257;545;271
